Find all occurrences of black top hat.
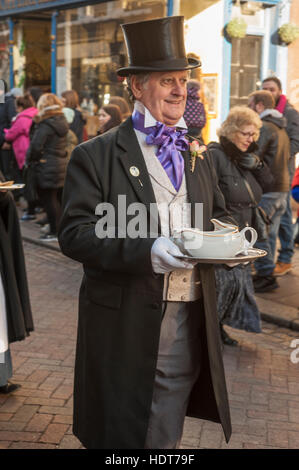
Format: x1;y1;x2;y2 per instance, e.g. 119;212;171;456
117;16;201;77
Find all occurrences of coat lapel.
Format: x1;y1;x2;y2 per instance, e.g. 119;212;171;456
117;118;157;210
182;148;206;228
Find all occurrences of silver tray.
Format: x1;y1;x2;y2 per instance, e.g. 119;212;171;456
174;248;267;264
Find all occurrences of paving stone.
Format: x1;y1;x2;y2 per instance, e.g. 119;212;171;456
10;405;39;423
39;423;69;444
9;441;57;449
0;413;13;422
25;414;53;432
267;429;289;448
0;396;26;414
288;431;299;449
58;434;84;449
0;430;40;442
0;441;11;449
0;421;26;431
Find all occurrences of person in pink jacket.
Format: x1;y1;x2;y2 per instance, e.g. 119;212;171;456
4;93;38;171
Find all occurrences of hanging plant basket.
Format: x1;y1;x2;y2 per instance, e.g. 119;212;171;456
226;17;247;39
278;23;299;45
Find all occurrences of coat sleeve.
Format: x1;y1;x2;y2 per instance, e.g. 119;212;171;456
206;148;238;226
251;158;274;193
4;117;23;142
285;106;299;157
5;97;17;124
255;125;277;169
58;145;156;274
26;123;50;163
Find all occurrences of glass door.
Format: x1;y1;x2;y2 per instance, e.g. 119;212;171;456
230;35;263;108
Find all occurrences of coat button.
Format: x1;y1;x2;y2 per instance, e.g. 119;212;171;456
181;295;186;300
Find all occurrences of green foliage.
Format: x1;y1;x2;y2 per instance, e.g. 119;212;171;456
278;23;299;44
226;17;247;39
17;72;26;88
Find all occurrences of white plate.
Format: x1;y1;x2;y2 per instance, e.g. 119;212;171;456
0;184;25;190
174;248;267;264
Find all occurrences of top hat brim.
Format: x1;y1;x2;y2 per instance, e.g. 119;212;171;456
117;57;201;77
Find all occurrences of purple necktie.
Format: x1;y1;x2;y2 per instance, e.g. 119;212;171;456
132;110;188;192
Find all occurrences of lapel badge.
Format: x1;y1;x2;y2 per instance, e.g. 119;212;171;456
129;166;140;177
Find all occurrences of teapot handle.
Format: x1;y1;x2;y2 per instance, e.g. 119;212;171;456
239;227;257;248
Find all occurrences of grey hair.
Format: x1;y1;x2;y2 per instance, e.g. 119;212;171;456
125;73;151;102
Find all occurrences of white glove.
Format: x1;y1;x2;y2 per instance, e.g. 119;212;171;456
151;237;196;274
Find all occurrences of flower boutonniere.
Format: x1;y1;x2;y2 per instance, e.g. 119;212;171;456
189;140;207;172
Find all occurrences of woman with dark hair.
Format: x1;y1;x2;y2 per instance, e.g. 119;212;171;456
27;87;44;107
61;90;86;143
97;104;122;134
4;93;37;173
109;96;131;121
3;93;37;207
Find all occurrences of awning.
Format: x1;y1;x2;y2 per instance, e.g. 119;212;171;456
0;0;113;18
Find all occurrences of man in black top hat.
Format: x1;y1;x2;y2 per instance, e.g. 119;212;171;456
59;16;233;449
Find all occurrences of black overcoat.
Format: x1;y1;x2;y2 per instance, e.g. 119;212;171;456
27;114;69;189
0;175;34;343
58;118;234;449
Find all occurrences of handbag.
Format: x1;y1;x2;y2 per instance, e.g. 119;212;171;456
240;172;271;242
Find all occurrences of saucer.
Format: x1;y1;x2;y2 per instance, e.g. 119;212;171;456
173;248;267;264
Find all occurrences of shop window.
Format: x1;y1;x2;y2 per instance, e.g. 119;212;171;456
56;0;166;136
0;22;9;86
230;35;262;107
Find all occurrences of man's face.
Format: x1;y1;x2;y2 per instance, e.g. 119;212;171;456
262;80;281;103
132;70;188;126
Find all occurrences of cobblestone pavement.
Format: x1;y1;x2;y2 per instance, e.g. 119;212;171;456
0;242;299;449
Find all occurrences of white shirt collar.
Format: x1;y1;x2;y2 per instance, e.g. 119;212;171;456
134;100;187;129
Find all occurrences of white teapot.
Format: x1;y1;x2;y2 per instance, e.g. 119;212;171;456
173;220;257;259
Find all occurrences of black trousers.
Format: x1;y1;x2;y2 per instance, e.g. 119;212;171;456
37;187;62;234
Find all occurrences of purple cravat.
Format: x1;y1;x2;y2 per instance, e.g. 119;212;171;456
132;110;188;192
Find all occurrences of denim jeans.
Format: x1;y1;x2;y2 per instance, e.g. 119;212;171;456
254;192;288;276
277;191;295;264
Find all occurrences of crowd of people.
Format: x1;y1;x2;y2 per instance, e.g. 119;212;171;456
0;83;133;241
0;14;299;449
0;75;298;342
